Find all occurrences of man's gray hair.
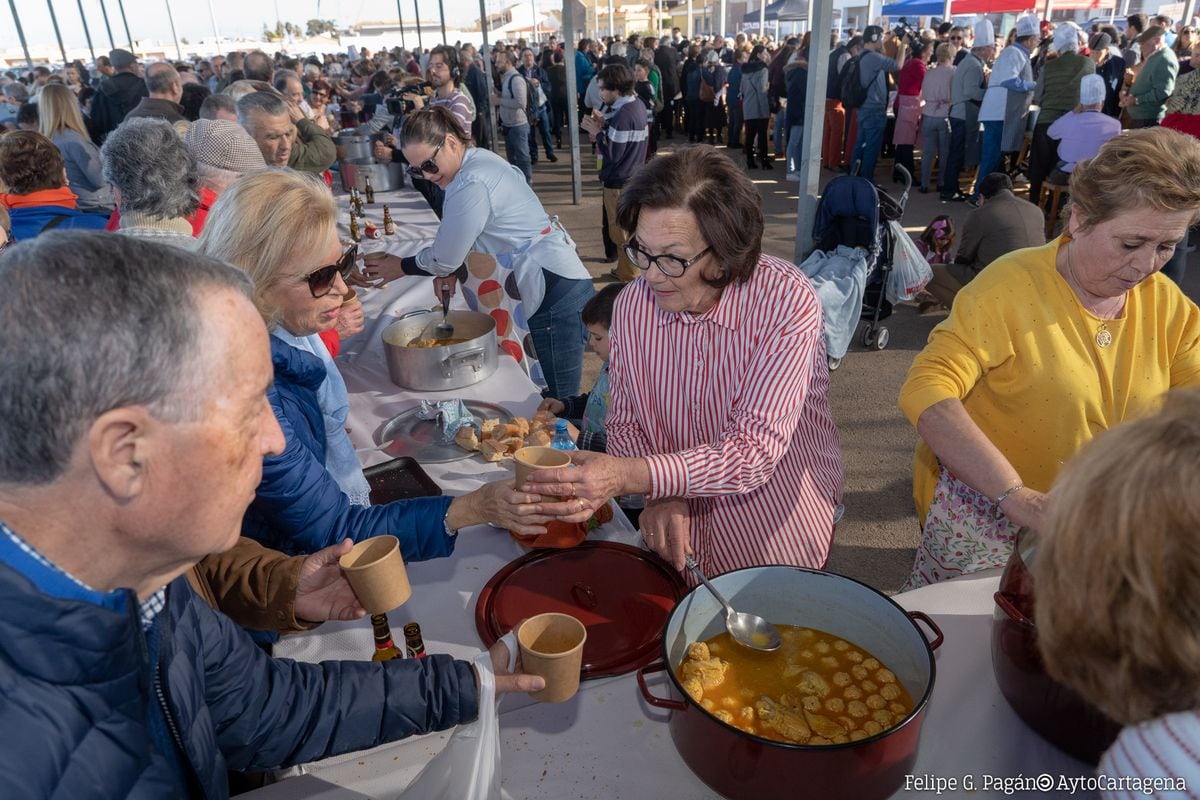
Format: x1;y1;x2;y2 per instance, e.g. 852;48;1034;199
243;50;274;82
145;61;180;95
0;231;254;485
3;82;28;101
223;79;277;102
101;117;201;219
272;68;300;95
199;92;236;119
237;91;288;130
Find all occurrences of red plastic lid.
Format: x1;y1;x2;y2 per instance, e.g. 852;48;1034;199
476;541;687;679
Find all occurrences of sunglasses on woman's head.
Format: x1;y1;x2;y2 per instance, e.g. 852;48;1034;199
305;243;357;298
406;140;445;178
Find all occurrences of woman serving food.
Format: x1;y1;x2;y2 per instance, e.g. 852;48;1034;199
359;106;594;401
525;146;844;576
898;127;1200;589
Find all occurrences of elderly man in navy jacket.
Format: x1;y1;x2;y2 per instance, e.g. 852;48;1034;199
0;232;542;799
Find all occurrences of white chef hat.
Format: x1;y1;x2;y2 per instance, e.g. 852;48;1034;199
1016;15;1040;39
1079;74;1106;106
974;18;995;47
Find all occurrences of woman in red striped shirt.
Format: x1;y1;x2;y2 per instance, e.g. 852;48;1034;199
525;146;844;576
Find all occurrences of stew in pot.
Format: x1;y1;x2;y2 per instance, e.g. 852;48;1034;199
676;625;915;745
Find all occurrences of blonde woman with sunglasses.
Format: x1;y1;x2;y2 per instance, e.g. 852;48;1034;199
199;169;567;567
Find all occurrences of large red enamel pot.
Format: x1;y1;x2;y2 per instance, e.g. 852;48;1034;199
637;566;943;800
991;528;1121;763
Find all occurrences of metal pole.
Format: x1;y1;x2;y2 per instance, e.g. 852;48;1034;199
657;0;663;36
563;0;582;204
1185;0;1199;27
45;1;69;65
719;0;726;36
438;0;447;44
942;0;952;24
688;0;694;38
866;0;878;27
396;0;407;49
98;0;116;49
415;0;424;49
532;0;539;42
1042;0;1054;20
7;0;35;71
795;0;834;264
207;0;221;47
76;0;96;62
116;0;134;50
608;0;614;37
758;0;765;37
164;0;182;60
479;0;497;151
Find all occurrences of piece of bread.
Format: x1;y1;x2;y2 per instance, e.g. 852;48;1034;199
533;409;556;426
526;429;551;447
513;417;531;437
479;438;508;462
455;427;480;451
480;418;501;437
497;435;524;455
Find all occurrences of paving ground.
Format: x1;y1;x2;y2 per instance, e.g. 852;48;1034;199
523;135;1200;595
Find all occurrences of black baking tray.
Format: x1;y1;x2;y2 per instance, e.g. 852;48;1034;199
364;457;443;504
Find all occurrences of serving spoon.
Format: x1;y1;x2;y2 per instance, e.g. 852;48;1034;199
685;556;782;652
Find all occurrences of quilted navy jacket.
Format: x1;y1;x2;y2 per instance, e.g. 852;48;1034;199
0;562;479;799
242;337;455;557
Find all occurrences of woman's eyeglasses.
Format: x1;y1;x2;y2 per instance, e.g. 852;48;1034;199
950;36;963;41
406;140;445;178
305;243;357;298
623;238;711;278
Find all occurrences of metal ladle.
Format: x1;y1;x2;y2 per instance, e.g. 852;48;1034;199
433;282;454;338
685;556;782;652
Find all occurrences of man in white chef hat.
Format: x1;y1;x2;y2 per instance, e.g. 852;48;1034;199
971;15;1040;205
942;18;996;201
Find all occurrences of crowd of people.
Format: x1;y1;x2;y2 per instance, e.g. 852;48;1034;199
1;14;1200;797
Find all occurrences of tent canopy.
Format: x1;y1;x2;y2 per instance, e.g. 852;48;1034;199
880;0;1105;15
742;0;843;24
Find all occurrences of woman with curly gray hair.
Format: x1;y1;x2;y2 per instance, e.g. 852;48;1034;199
101;117;201;250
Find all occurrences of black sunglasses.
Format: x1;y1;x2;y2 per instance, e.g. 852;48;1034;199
406;140;445;178
305;243;357;298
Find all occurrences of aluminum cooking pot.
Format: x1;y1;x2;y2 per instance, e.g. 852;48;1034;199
334;131;380;162
382;309;498;391
638;565;943;800
991;528;1121;764
340;159;405;194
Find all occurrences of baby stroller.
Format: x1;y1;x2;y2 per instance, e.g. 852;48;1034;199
810;165;911;370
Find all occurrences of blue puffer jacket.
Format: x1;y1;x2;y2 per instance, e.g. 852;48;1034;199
0;561;478;799
9;204;110;241
242;337;455;557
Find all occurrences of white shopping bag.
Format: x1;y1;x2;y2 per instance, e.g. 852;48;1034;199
401;633;515;800
885;221;934;304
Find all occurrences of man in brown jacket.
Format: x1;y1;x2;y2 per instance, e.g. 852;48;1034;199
189;538;363;634
922;172;1046;310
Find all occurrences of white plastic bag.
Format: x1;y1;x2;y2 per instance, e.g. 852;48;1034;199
885;221;933;304
400;632;516;800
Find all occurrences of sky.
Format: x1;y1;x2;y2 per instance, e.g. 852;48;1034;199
2;0;532;53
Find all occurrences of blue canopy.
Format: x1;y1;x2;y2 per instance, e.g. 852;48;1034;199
880;0;946;16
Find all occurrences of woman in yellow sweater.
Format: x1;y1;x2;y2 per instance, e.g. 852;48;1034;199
899;128;1200;589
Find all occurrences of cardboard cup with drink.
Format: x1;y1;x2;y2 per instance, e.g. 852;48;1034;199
517;612;588;703
513;445;571;492
339;534;412;614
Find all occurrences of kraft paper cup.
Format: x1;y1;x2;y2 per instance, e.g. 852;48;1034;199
339;535;412;614
518;612;587;703
513;446;571;492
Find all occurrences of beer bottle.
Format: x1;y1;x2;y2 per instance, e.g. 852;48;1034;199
349;211;361;242
403;622;427;659
364;175;375;204
382;204;395;236
351;187;363;215
370;614;403;661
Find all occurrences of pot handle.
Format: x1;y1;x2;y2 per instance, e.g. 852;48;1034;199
993;591;1034;627
395;309;431;321
907;610;945;651
637;661;687;710
442;348;486;376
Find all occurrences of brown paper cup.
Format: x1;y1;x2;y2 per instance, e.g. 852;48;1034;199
518;612;587;703
338;535;412;614
513;446;571;491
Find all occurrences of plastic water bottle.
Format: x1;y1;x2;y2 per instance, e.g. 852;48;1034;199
551;419;577;451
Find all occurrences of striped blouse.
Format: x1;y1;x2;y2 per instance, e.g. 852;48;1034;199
606;254;844;576
1099;710;1200;798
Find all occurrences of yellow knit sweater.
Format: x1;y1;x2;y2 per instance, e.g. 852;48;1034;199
899;237;1200;521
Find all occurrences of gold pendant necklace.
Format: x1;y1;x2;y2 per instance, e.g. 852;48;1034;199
1095;323;1113;348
